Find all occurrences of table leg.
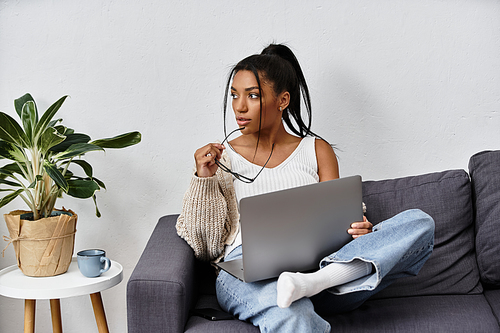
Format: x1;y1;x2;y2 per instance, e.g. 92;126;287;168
24;299;36;333
50;299;63;333
90;292;109;333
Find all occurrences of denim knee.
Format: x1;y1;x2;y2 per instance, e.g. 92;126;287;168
376;209;435;241
403;209;435;242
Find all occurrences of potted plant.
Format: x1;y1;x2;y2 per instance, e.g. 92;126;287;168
0;93;141;276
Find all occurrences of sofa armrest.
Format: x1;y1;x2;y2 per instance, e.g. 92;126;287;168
127;214;196;333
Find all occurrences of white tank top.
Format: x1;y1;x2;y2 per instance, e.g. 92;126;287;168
224;136;319;257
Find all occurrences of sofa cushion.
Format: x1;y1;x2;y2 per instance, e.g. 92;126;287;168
185;315;259;333
469;150;500;287
185;294;500;333
185;294;260;333
325;295;500;333
484;289;500;326
362;170;482;298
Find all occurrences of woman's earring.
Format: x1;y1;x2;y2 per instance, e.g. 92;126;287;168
279;107;282;112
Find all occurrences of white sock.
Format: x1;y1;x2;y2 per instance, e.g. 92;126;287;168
276;260;373;308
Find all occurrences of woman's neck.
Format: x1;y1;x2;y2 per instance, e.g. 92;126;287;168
229;123;302;167
248;123;292;147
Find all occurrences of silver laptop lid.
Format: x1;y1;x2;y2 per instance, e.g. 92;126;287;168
239;175;363;282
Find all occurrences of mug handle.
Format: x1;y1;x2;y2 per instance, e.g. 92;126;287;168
100;256;111;274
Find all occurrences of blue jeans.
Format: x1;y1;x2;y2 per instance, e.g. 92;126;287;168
216;209;435;333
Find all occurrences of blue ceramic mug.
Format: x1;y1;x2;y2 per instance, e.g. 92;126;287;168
77;249;111;278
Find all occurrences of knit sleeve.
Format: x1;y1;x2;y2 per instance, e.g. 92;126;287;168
176;173;229;262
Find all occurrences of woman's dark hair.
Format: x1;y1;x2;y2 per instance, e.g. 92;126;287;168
223;43;330;145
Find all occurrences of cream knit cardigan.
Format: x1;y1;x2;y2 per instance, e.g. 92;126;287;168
176;150;240;263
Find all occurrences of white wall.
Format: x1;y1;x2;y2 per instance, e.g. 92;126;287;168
0;0;499;331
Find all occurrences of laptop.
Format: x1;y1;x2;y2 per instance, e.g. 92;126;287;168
216;175;363;283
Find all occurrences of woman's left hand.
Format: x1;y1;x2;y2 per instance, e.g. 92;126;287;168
348;216;373;239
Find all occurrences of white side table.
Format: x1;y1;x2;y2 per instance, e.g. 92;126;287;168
0;257;123;333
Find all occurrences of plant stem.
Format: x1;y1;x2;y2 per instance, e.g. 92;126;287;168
31;148;40;213
19;193;36;218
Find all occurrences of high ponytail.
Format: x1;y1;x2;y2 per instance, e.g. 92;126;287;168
260;44;314;139
223;43;331;146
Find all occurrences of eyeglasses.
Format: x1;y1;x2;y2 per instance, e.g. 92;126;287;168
215;128;274;183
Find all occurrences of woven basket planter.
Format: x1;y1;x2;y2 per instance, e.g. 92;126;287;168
3;208;77;277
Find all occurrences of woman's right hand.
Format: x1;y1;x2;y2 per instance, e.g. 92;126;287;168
194;143;225;178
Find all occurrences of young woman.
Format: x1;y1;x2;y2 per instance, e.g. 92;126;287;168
176;44;434;333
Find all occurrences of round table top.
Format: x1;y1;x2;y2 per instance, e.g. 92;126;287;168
0;257;123;300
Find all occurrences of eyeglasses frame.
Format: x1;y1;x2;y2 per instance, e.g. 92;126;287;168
215;127;274;184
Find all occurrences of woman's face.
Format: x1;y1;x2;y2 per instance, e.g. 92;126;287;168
230;70;282;136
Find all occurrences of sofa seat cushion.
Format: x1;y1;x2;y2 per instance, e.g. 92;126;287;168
362;170;482;298
186;294;259;333
484;289;500;326
469;150;500;287
185;294;499;333
185;315;259;333
325;294;499;333
185;316;259;333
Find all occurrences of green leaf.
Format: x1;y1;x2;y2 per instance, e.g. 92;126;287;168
0;178;22;187
63;169;74;180
92;194;101;217
48;118;63;128
53;143;104;160
20;101;38;144
0;141;26;162
0;112;29;147
53;125;74;136
50;133;91;153
27;175;43;188
67;179;100;198
39;127;66;154
0;163;23;176
67;159;93;177
54;125;65;134
33;95;68;142
43;161;68;192
0;189;23;209
92;176;106;190
14;93;36;120
91;131;141;149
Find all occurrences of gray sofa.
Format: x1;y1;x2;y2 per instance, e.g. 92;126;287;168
127;150;500;332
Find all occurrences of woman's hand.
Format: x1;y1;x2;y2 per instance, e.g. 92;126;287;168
194;143;225;178
348;216;373;239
